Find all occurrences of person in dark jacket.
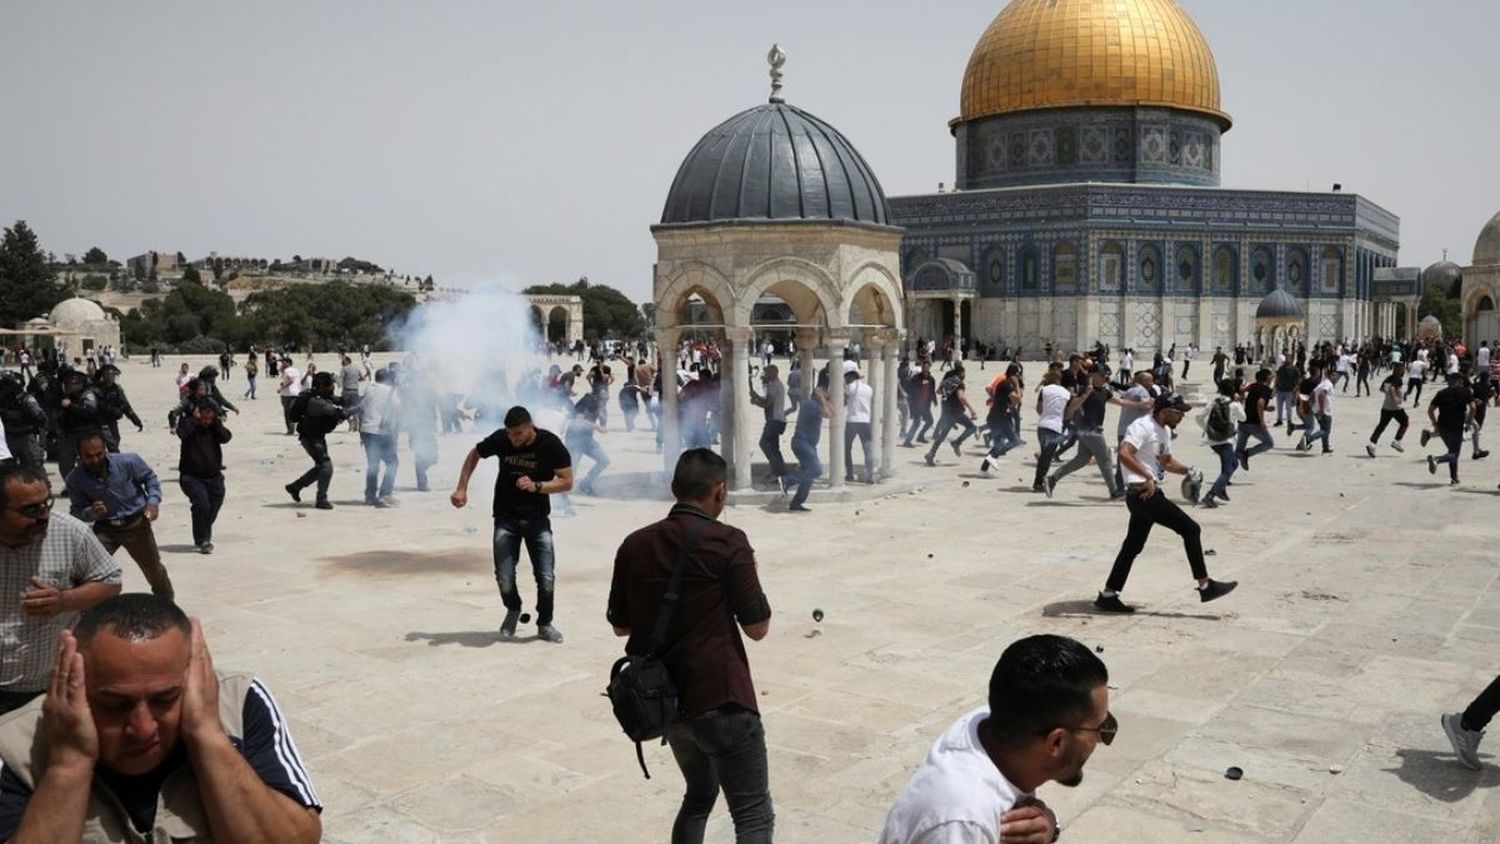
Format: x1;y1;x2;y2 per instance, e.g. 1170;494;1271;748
55;368;101;478
0;372;48;476
92;364;143;452
196;366;240;416
284;371;350;509
176;398;232;553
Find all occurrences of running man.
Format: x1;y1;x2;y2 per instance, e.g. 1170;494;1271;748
924;364;978;467
1093;393;1238;613
1366;362;1410;457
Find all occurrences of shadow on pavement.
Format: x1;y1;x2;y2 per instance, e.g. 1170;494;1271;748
1042;599;1224;621
1386;748;1498;802
404;630;502;648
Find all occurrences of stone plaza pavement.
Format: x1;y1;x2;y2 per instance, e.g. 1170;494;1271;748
61;355;1500;842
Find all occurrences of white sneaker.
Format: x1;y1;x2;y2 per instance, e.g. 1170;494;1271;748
1391;441;1405;453
537;624;564;644
1366;443;1376;458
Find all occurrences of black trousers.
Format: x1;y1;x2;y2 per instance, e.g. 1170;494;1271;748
1370;408;1409;443
758;420;787;478
291;436;333;502
1462;674;1500;731
664;707;774;844
179;473;226;546
1106;487;1208;592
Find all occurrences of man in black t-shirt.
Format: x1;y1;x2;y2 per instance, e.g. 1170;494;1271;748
1235;369;1276;470
452;406;574;642
1425;373;1474;485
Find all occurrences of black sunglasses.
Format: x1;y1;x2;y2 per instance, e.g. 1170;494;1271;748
1058;711;1117;746
5;495;54;521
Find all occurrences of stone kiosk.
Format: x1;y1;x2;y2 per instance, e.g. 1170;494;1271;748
1253;289;1305;363
651;48;906;493
1461;212;1500;348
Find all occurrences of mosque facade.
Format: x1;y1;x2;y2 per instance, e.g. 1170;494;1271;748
891;0;1402;356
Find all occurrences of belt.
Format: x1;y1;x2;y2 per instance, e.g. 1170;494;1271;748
97;512;144;529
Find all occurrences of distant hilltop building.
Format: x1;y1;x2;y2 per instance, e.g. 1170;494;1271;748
889;0;1403;353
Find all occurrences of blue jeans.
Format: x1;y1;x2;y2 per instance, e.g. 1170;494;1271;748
1308;414;1332;451
361;432;398;501
664;707;774;844
925;411;976;459
1274;391;1294;424
986;413;1019;458
1033;427;1066;488
1208;442;1237;498
566;434;610;491
1235;424;1274;460
493;516;556;626
790;438;821;508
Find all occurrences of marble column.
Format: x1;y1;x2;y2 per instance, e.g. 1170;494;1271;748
865;338;883;482
795;328;818;400
826;332;848;489
880;338;899;480
655;327;681;475
724;327;755;491
951;297;963;344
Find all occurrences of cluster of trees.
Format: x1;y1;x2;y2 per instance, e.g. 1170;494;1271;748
524;277;644;340
1418;278;1463;340
121;280;417;353
0;221;70;328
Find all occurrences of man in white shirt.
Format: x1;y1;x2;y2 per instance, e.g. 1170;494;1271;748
277;357;302;436
1032;372;1071;493
1299;363;1335;454
1477;342;1492;381
844;366;876;484
1094;393;1237;613
878;635;1111;844
359;368;402;507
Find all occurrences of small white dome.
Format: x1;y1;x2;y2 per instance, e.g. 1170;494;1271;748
48;297;106;326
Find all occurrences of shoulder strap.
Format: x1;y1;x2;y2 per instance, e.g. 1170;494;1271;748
646;517;710;656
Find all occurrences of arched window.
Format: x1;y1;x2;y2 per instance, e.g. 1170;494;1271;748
984;247;1005;293
1100;242;1124;293
1053;243;1079;293
1175;245;1199;295
1139;244;1161;293
1019;246;1039;291
1213;246;1236;295
1288;248;1309;296
1252;246;1274;294
1320;247;1343;295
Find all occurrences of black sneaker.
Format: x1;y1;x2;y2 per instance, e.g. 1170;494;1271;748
1200;495;1219;508
1093;592;1136;613
1428;455;1438;475
924;453;936;467
1198;579;1239;603
1474;450;1490;460
1421;429;1432;447
285;484;301;503
315;500;333;510
950;441;962;458
1043;476;1055;498
1237;450;1249;471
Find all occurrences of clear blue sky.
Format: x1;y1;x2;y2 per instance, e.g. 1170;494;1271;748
2;0;1496;301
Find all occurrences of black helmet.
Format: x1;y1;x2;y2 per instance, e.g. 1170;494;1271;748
0;371;22;396
311;371;336;391
199;366;219;381
96;364;120;380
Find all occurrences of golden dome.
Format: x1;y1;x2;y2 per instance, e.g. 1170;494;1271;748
958;0;1231;129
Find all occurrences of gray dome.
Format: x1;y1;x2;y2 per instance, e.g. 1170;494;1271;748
1475;212;1500;266
1421;315;1442;325
660;102;891;227
1255;288;1305;320
1422;260;1463;295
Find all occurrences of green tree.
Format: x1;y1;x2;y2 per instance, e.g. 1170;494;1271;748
524;277;645;340
182;265;202;285
239;281;416;350
82;246;109;265
0;220;69;327
1419;280;1463;340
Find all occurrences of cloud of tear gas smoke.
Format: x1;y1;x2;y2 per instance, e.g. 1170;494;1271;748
385;284;563;434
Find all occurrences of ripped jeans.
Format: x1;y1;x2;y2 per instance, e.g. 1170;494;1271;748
493;516;556;627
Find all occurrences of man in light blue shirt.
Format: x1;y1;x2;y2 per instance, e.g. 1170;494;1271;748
63;432;172;599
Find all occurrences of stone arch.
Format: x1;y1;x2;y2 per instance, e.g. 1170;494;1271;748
530;305;546;336
655;261;736;328
843;261;905;329
546;306;570;343
736;257;841;328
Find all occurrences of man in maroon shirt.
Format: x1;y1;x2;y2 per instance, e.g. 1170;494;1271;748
607;449;773;843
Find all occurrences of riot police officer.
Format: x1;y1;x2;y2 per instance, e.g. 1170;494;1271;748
0;372;47;476
56;367;102;477
93;364;144;451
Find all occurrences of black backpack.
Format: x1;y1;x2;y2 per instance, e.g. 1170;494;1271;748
1205;397;1234;441
287;392;314;424
605;520;707;779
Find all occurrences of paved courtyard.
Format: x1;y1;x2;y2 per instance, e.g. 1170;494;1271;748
62;355;1500;842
